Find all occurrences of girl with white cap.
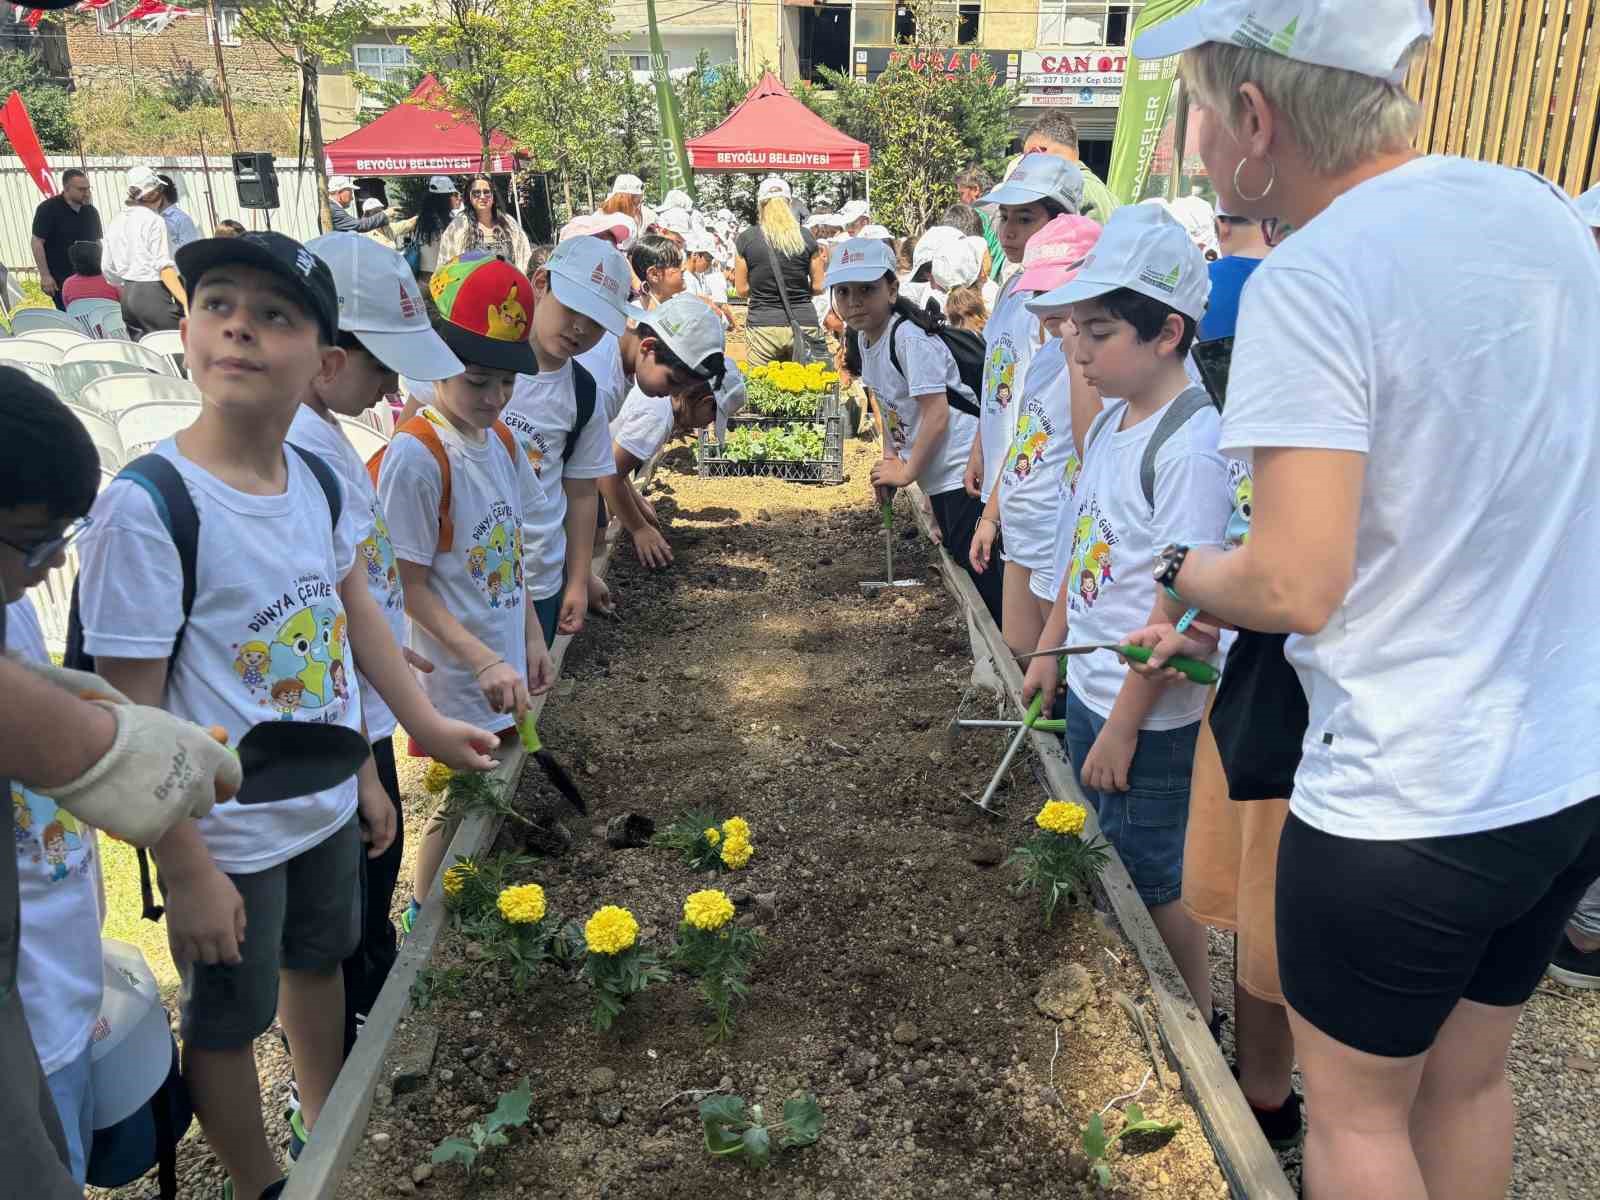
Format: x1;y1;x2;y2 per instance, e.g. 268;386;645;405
101;166;185;336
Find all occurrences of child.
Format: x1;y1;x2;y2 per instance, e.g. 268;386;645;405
1019;206;1231;1033
75;232;495;1200
376;254;557;931
59;239;121;306
289;232;467;1049
966;153;1085;510
629;234;686;310
684;236;734;327
970;215;1102;656
945;285;988;333
503;235;641;648
603;295;731;570
827;237;994;613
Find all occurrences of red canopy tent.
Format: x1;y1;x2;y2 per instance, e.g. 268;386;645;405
686;72;870;174
324;75;522;176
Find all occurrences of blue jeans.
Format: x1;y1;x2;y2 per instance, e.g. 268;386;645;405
45;1038;94;1184
1063;689;1199;908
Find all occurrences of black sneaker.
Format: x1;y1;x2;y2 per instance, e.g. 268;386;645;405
1250;1088;1304;1151
1548;934;1600;989
1208;1008;1228;1044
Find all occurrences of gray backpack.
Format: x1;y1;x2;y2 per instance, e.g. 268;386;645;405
1083;385;1216;510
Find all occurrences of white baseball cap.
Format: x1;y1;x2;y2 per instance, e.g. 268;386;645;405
543;235;649;336
427;175;458;195
982;152;1085;214
757;176;791;201
858;224;893;241
930;240;982;292
305;232;463;381
644;294;726;378
653;207;691;237
91;941;174;1131
1576;183;1600;227
326;175;354;193
686;232;717;255
824;237;898;287
1025;203;1212;321
839;199;870;224
126;165;163;196
911;226;964;279
713;355;746;442
1167;195;1220;258
661;188;693;211
361;197;385;213
1133;0;1433;84
611;173;645;197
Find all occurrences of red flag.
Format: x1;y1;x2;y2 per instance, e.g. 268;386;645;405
0;91;54;197
11;5;43;26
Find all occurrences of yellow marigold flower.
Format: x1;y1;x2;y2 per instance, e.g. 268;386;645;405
497;883;547;924
1036;800;1088;837
721;816;750;841
703;827;721;846
585;905;639;954
683;888;735;931
720;835;754;869
423;760;454;795
441;861;477;898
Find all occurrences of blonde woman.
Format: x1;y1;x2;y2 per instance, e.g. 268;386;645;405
733;177;825;366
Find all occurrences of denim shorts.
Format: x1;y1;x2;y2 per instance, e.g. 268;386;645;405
1063;690;1199;907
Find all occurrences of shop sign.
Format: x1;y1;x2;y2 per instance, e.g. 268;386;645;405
1019;49;1129;88
854;47;1012;84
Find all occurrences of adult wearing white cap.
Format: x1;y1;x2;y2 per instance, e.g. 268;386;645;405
837;198;871;235
734;176;826;367
1122;5;1600;1198
602;173;647;234
324;175;390;235
101;165;186;335
409;177;461;280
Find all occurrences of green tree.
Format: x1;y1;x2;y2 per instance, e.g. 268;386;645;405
0;50;75;152
237;0;388;227
405;0;526;170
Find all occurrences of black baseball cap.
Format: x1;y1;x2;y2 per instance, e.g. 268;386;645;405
176;232;340;345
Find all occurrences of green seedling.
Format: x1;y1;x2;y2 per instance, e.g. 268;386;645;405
701;1093;823;1169
409;965;466;1012
431;1077;533;1182
1081;1102;1181;1189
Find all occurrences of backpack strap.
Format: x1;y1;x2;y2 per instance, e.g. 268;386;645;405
564;361;597;463
380;415;455;553
1139;385;1215;511
491;420;517;464
287;443;343;534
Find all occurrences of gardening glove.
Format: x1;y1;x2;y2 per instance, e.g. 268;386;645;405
13;658;241;844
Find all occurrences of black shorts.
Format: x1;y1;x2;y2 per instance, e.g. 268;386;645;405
1277;795;1600;1057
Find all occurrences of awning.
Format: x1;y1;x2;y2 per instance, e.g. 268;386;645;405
324;75;522;176
685;71;871;173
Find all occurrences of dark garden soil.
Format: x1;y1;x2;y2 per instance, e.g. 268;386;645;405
337;439;1229;1200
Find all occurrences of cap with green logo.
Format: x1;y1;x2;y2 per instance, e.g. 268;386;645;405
428;253;538;374
1025;204;1211;322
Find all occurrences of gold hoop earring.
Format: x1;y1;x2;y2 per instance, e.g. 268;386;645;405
1233;155;1276;204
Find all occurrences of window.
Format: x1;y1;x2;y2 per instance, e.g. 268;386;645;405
353;44;416;86
957;2;980;44
95;1;138;35
208;5;241;45
1037;1;1139;48
853;1;894;47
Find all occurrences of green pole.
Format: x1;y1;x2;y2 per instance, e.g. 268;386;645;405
646;0;696;201
1105;0;1202;206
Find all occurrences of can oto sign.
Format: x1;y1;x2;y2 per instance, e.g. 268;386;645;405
1019;50;1129;88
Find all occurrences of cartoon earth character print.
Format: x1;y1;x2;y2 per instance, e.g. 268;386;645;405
12;786;31;851
13;787;92;883
1226;462;1254;548
884;407;908;456
1062;451;1082;497
239;593;353;715
467;546;488;581
271;678;306;716
985;341;1018;410
234;641;269;688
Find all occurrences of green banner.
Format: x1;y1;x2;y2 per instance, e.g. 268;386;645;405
646;0;695;202
1105;0;1201;206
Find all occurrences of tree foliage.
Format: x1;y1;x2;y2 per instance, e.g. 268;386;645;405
404;0;526;169
0;50;75;152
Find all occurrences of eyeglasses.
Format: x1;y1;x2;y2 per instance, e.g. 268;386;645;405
0;516;92;570
1260;217;1295;247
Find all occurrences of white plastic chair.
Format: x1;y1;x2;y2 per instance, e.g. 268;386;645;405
9;306;83;336
17;328;90;351
337;414;390;463
67;299;130;341
113;400;202;458
60;339;180;378
79;374;202;418
32;548;77;658
138;328;185;360
68;403;125;471
0;338;65;370
0;360;59;390
51;362;144;404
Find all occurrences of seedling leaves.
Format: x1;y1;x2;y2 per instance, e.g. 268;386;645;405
741;1124;772;1168
1082;1111;1109;1159
487;1077;533;1134
780;1095;824;1147
431;1138;477;1167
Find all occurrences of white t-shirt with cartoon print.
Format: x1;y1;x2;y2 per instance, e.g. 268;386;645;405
378;406;536;734
288;406;408;743
10;596;103;1076
1060;388;1233;730
979;278;1043;501
858;318;979;497
997;337;1070;573
611;386;675;464
505;361;617;602
78;441;363;874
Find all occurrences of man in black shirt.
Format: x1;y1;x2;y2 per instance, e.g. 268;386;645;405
30;169;101;310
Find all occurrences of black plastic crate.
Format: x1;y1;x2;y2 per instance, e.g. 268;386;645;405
696;388;845;485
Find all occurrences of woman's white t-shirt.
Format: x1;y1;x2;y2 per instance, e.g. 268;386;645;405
377;407;537;733
10;596;103;1075
612;386;675;463
979;279;1043;501
997;338;1070;573
858;319;978;497
288;406;408;742
1223;155;1600;840
504;361;617;601
1060;391;1232;730
78;441;363;873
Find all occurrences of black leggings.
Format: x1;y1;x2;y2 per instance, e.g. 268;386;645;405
928;486;1003;626
341;735;404;1056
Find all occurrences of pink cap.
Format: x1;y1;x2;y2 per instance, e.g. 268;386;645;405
559;211;638;247
1014;214;1103;295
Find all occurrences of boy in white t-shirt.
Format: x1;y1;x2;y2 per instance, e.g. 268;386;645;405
504;235;642;646
76;232;496;1200
685;236;734;327
1020;206;1232;1031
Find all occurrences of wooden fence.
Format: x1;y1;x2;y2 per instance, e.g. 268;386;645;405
1408;0;1600;195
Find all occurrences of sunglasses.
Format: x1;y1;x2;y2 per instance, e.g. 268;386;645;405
0;516;92;570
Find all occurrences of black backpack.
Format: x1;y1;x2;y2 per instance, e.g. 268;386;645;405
846;295;984;417
563;360;597;464
64;446;343;920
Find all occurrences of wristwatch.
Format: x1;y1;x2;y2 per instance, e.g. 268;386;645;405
1153;544;1190;599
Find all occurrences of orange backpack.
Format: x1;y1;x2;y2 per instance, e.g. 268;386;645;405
367;415;518;553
